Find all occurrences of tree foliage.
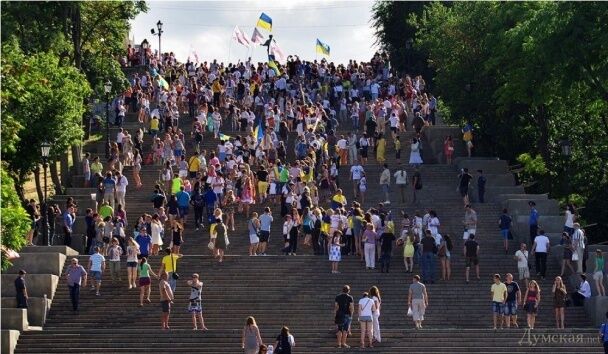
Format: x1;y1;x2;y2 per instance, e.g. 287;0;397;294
0;166;31;270
373;1;608;241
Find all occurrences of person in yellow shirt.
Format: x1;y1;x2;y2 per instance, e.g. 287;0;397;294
490;274;508;330
188;153;201;182
331;189;347;210
171;174;182;195
158;247;183;292
150;116;160;137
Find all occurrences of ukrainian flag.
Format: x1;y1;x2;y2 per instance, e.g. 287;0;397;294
267;59;281;76
219;133;232;141
254;121;264;141
316;39;330;56
256;13;272;31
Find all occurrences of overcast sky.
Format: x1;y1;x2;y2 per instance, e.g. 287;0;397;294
130;0;378;65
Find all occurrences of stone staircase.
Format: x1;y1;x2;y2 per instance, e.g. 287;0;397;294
15;108;602;352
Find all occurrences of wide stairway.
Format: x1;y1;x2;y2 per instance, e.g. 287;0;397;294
15;107;601;352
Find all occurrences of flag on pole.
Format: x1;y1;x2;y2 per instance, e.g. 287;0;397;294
270;42;287;63
253;121;264;141
316;38;330;56
232;26;251;47
267;56;281;76
256;12;273;31
251;27;265;45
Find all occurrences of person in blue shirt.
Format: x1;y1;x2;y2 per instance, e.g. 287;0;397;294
599;311;608;352
203;187;218;226
175;186;191;224
135;228;152;258
258;207;274;256
528;201;539;244
63;206;75;247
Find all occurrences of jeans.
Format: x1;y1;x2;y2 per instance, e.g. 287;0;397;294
535;252;547;277
193;206;204;228
381;184;390;202
421;252;435;282
478;187;485;203
312;232;321;255
168;272;177;293
116;191;126;208
288;233;298;254
364;243;376;268
529;225;538;244
69;284;80;311
380;250;391;272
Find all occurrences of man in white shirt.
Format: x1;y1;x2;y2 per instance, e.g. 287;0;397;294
350;162;365;199
514;243;530;287
394;168;408;203
116;128;125;149
88;247;106;296
337;135;348;165
572;274;592;306
115;171;129;209
571;223;586;274
379;164;391;205
389;112;400;140
531;230;550;279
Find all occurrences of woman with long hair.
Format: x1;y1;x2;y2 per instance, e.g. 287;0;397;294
242;316;263;354
170;219;184;254
358;292;377;348
369;286;382;343
274;326;295;354
559;232;576;276
444;135;454;165
137;257;158;307
523;280;541;329
126;237;140;289
132;148;143;189
329;231;345;274
552;276;567;329
438;234;453;281
212;218;229;263
150;214;164;256
223;190;238;231
248;212;260;256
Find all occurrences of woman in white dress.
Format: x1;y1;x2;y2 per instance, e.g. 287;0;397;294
358;173;368;206
409;137;423;166
369;286;382;343
150;214;164;256
329;231;344;274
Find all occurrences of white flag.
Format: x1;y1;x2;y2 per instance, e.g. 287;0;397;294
232;26;251;47
270;42;287;63
251;27;265;45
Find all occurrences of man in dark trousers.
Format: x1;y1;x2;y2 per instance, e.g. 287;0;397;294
477;169;487;203
15;270;28;308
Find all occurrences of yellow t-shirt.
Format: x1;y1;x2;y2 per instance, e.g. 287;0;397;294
332;194;346;206
171;178;182;194
188;156;200;172
161;254;181;273
491;282;507;302
150;118;160;130
395;139;401;151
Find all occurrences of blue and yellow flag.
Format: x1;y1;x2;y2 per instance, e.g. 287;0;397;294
267;58;281;76
254;121;264;141
256;13;272;31
157;76;169;90
316;39;330;56
219;133;232;141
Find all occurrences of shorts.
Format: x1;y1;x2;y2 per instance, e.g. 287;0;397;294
492;301;504;314
257;181;269;195
139;277;151;287
178;170;188;178
249;233;260;244
91;271;102;281
259;230;270;243
593;271;604;281
335;314;351;332
465;256;479;267
188;300;202;313
503;300;517;316
127;261;138;268
189;171;198;179
500;229;509;240
518;267;530;280
179;206;189;216
390;126;397;133
84;171;91;181
161;300;171;313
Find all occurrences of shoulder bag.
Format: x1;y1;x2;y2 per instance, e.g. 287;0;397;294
171;254;180;280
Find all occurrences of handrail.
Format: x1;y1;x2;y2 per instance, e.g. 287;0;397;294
43;294;48;325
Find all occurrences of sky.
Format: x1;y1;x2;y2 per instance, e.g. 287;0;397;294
130;0;378;65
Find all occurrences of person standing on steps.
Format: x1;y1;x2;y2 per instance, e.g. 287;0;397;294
394;166;408;203
462;121;473;157
248;212;261;256
476;169;486;203
490;273;507;330
107;238;123;284
531;230;550;280
335;285;354;349
126;238;140;289
379;219;396;273
464;234;480;284
362;223;379;270
420;230;436;284
552;276;567;329
503;273;521;328
242;316;263;354
514;243;530;288
115;171;129;209
329;230;345;274
159;247;182;292
274;326;295;354
14;270;28;309
258;207;273;256
499;209;513;254
593;249;606;296
522;280;540;329
463;204;477;240
212;218;229;263
379;164;391;205
571;223;586;274
369;286;382;344
137;257;157;307
159;271;174;330
358;291;377;349
408;275;428;330
88;246;105;296
528;201;539;245
412;166;422;204
187;273;208;331
66;258;87;312
598;311;608;353
458;168;473;206
409;137;423;167
350;160;365;201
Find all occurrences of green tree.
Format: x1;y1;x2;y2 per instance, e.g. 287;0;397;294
0;166;31;270
1;38;91;200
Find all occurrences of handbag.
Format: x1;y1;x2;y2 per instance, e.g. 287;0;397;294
171;254;180;280
507;230;514;240
407;307;413;317
208;240;215;250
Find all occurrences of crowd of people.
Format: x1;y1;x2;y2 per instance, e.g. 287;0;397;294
16;47;607;352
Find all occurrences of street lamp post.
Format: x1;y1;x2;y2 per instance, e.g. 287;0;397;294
41;142;51;246
560;139;572;201
151;20;164;61
104;80;112;159
141;39;149;66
